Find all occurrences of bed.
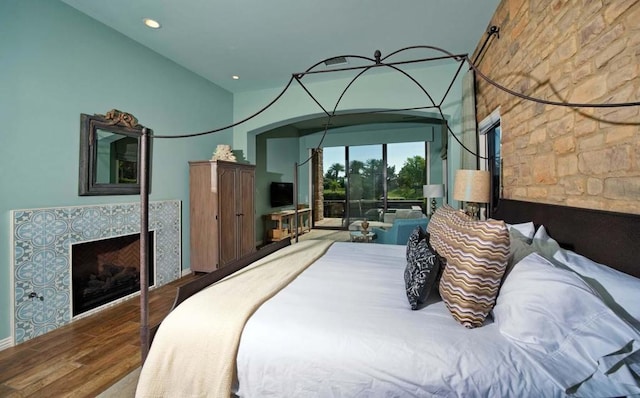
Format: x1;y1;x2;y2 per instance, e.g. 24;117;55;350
135;199;640;397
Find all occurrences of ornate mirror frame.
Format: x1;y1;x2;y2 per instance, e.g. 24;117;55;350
78;110;152;196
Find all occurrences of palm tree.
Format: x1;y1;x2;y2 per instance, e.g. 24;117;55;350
324;163;344;181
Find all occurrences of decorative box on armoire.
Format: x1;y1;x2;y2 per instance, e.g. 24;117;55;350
189;160;256;272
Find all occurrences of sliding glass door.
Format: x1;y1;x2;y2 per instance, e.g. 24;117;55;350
320;147;346;228
315;142;428;229
347;145;383;225
386;142;427;213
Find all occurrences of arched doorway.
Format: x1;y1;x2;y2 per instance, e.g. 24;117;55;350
248;109;446;237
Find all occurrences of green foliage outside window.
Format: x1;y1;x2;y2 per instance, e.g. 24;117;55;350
323;155;425;200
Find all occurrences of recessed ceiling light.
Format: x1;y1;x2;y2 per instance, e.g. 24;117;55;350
232;75;240;80
143;18;161;29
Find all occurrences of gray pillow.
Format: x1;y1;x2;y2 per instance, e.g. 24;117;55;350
503;238;536;282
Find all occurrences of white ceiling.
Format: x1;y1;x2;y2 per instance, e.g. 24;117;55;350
60;0;500;93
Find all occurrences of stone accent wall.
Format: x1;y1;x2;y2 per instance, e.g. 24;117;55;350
312;148;324;221
474;0;639;214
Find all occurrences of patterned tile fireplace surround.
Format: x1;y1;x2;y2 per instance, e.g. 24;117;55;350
11;200;181;344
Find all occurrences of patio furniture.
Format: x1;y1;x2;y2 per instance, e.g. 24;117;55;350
372;217;429;245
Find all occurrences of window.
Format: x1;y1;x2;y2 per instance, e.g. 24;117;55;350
319;142;427;227
479;110;501;217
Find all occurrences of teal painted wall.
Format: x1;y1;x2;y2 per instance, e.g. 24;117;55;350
267;137;299;186
0;0;233;342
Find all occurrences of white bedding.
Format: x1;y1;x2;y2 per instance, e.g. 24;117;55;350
235;242;564;397
136;240;334;398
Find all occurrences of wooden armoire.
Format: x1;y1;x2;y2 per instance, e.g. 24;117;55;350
189;160;256;272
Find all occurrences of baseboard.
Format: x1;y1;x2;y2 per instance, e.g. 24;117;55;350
181;268;191;277
0;336;14;351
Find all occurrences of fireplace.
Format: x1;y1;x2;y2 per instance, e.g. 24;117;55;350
12;200;180;344
71;232;155;317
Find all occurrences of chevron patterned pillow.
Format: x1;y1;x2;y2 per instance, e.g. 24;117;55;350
427;205;473;258
432;206;510;328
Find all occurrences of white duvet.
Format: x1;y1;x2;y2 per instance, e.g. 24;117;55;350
235;242;564;397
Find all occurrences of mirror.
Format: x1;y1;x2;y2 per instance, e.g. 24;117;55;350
79;110;152;196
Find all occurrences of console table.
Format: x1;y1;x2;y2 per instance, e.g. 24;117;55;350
265;208;312;242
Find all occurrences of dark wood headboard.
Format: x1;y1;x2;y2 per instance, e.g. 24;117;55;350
493;199;640;279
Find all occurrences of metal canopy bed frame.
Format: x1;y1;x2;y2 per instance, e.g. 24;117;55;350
135;30;640;362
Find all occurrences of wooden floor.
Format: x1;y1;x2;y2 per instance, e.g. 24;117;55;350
0;273;199;398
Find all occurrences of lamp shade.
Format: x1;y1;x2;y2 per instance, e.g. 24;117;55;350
453;169;490;203
423;184;444;198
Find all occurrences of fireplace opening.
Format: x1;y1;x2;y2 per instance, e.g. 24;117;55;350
71;232;155;317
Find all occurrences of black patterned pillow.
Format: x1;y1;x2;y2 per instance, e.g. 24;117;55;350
404;239;442;310
406;225;427;263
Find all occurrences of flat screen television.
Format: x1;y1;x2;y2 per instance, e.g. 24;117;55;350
270;182;294;208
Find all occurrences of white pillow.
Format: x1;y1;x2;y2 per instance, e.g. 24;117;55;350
531;225;640;325
506;222;535;243
556;248;640;326
494;253;640;396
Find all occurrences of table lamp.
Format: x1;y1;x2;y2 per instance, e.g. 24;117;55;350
422;184;445;216
453;169;490;220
